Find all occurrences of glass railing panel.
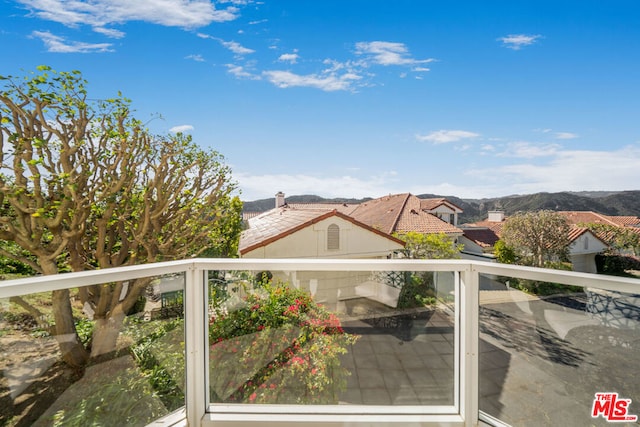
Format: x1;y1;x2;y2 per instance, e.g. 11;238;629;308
0;273;185;426
478;272;640;426
207;269;457;407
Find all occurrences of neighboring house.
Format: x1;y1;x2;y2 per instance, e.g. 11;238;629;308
239;205;405;307
346;193;463;237
238;192;463;307
557;211;640;229
239;207;404;259
419;198;463;226
458;228;500;259
461;210;610;273
566;227;609;273
240;192;464;257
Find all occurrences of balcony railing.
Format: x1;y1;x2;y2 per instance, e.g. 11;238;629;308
1;259;639;427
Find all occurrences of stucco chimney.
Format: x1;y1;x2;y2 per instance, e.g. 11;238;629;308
488;210;505;222
275;191;286;208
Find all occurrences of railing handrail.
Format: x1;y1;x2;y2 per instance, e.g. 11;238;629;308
1;258;639;299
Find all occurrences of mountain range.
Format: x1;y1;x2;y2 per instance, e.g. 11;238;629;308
242;191;640;224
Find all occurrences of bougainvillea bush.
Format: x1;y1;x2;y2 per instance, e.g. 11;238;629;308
208;281;358;404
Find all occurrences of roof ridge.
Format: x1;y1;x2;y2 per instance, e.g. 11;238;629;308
390;193;412;234
590;211;620;226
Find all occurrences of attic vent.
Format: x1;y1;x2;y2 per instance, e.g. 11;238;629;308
327;224;340;250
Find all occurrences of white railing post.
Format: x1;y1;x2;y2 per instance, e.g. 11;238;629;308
460;265;480;426
185;264;207;427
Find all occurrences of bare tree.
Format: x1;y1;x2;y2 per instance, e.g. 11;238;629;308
1;66;242;366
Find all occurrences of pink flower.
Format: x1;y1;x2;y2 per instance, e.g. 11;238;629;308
285;304;299;315
249;393;257;402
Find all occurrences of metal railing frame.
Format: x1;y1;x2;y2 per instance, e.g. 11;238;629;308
1;258;639;427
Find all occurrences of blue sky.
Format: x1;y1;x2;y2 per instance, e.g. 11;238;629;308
2;0;640;201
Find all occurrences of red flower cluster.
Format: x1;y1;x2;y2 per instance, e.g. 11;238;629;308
208;281;358;404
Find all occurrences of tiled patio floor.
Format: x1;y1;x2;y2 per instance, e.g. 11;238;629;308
338;300;455;405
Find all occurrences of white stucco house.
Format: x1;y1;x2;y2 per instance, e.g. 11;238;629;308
239;192;465;308
239;207;405;259
239;201;405;307
419;198;463;226
566;227;609;273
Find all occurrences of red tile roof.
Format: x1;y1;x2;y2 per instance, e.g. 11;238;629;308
349;193;463;235
465;220;505;236
419;198;463;212
467;215;610;247
239;208;404;255
240;193;464;255
462;228;500;248
558;211;640;227
286;203;359;215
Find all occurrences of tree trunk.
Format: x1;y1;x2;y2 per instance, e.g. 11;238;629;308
40;256;90;369
90;306;126;358
52;289;90;368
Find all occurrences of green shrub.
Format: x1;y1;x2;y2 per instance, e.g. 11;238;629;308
208;282;358;404
397;272;437;309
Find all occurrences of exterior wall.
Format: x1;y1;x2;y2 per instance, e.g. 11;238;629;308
568;233;607;273
242;216;403;259
569;233;607;256
488;211;505;222
570;253;598;273
430;206;458;226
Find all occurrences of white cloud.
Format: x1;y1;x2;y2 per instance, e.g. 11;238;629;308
185;54;205;62
223;40;434;91
236;171;400;200
278;53;299;64
236;144;640;201
19;0;241;32
262;70;361;92
498;141;560;158
220;40;254;55
554;132;578;140
197;33;254;55
92;26;125;38
169;124;194;133
498;34;542;50
218;0;252;4
31;30;113;53
355;41;435;66
468;145;640;195
226;64;260;80
416;130;480;144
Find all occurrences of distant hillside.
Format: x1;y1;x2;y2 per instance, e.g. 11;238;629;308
450;190;640;223
243;190;640;223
